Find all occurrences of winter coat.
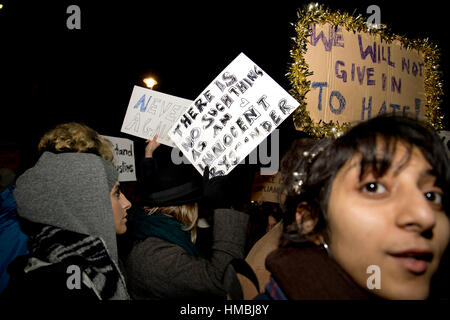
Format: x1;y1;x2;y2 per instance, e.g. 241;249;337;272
125;208;249;300
260;243;374;300
0;186;28;293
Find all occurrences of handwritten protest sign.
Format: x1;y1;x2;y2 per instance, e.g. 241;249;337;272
168;53;299;178
250;171;283;204
121;86;192;146
288;4;444;137
102;135;136;182
304;23;425;126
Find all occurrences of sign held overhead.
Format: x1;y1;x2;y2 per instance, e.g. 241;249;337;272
168;52;299;178
121;86;192;146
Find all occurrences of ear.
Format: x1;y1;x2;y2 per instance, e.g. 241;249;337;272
295;201;318;235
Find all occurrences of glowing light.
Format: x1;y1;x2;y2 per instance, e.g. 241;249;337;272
0;4;4;9
143;77;158;89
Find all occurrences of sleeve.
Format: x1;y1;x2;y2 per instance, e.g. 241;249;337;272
141;157;157;185
125;209;249;300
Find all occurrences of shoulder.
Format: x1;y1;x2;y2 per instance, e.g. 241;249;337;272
246;221;283;264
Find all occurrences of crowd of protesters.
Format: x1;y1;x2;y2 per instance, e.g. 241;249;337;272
0;114;449;300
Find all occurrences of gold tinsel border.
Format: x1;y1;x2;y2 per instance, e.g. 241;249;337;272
288;2;445;138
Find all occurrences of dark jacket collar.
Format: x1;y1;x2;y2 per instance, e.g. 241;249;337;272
266;243;378;300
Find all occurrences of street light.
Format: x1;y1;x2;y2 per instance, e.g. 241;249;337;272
143;77;158;90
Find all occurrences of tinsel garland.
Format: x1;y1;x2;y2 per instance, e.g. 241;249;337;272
288;2;445;138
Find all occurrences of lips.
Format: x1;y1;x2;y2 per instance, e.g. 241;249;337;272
388;250;433;275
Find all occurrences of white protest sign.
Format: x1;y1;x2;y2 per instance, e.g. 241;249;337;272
168;52;300;178
102;135;137;182
121;86;192;146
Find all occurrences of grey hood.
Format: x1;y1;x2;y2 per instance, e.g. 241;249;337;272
14;151;120;264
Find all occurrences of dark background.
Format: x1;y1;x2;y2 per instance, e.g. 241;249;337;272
0;0;449;174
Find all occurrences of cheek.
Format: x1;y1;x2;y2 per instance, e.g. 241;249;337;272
434;215;450;261
327;185;391;291
111;198;124;222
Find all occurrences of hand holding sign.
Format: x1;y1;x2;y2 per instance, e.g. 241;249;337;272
145;135;161;158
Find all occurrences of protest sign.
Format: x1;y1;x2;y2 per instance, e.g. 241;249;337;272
168;52;299;178
102;135;136;182
250;171;283;204
288;4;444;137
121;86;192;146
305;23;425;123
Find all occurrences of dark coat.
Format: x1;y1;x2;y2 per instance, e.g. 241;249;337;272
264;243;375;300
125;208;249;300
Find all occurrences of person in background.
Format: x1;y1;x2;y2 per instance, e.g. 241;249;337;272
260;115;449;300
238;138;318;299
125;137;250;300
0;168;29;294
2;122;132;300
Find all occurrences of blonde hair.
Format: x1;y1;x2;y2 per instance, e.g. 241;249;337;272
38;122;114;163
144;203;199;243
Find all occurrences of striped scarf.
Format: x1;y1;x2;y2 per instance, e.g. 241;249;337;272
26;222;129;300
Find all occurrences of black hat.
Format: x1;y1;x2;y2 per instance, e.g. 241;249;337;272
139;146;203;207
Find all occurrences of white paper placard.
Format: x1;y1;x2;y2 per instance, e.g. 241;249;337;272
102;135;137;182
168;52;300;177
121;86;193;146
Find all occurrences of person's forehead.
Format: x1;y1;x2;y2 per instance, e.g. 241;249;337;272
337;143;432;178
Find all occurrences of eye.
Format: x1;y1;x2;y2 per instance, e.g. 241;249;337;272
424;191;442;205
361;182;387;194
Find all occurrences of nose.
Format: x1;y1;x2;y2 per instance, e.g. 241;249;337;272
120;193;132;211
396;187;436;235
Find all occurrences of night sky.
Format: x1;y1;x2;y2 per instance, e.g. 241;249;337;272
1;0;449;172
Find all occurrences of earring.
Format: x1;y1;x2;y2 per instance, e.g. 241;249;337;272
321;238;330;256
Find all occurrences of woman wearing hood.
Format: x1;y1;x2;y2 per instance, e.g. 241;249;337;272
2;123;131;300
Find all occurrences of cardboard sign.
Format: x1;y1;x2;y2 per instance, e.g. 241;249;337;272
303;22;425;127
438;131;450;158
102;135;137;182
168;53;299;178
121;86;192;146
250;171;282;204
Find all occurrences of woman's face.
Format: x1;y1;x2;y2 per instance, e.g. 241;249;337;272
327;143;450;299
110;182;132;235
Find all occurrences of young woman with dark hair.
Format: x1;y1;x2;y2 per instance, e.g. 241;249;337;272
261;115;449;300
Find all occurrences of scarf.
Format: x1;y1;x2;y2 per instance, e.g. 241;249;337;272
130;208;200;257
20;219;130;300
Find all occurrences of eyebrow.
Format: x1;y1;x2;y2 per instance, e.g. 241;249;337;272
418;169;437;183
